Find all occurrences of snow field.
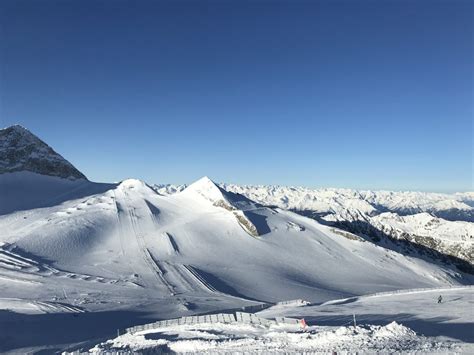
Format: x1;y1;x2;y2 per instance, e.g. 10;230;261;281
87;287;474;353
89;321;456;353
0;173;472;353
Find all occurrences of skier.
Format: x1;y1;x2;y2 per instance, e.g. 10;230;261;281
438;295;443;303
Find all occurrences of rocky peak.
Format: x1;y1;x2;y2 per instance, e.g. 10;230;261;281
0;125;86;180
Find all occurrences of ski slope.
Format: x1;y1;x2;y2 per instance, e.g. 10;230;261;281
156;181;474;263
1;174;467;305
0;172;472;352
259;286;474;343
88;287;474;354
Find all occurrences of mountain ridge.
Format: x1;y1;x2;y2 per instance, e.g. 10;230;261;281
155;182;474;264
0;125;86;180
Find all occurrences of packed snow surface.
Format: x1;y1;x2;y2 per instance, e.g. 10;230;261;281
89;287;474;354
91;321;451;353
259;286;474;343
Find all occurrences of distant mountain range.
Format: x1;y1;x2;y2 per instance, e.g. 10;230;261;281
0;124;472;353
155;183;474;222
155;183;473;265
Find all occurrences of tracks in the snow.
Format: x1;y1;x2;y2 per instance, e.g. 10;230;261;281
125;197;175;293
0;244;123;285
0;297;85;314
158;261;218;294
33;300;85;313
116;190;220;296
182;264;218;293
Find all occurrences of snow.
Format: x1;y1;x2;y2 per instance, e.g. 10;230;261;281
0;172;114;215
91;321;450;353
156;182;474;220
217;183;474;264
157;181;474;263
87;287;474;353
259;286;474;344
219;183;474;221
1;172;472;352
183;176;226;204
370;212;473;243
0;125;472;353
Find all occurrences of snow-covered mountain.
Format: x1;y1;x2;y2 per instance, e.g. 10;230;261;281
0;125;472;352
214;184;474;264
0;125;86;180
154;183;474;221
4;175;463;307
153;183;474;264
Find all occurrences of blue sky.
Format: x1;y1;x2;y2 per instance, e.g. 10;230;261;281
0;0;472;192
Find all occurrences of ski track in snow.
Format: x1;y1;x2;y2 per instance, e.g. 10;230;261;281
0;297;84;314
115;187;221;299
0;244;123;286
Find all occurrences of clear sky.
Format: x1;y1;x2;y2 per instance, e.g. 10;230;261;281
0;0;472;192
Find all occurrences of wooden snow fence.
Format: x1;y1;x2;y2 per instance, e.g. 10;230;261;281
126;313;238;334
126;311;304;335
